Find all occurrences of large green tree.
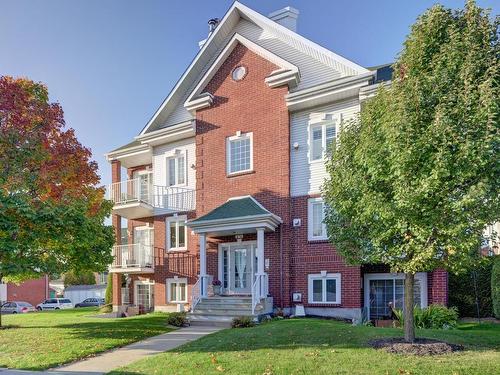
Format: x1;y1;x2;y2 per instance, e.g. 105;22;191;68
323;1;499;342
0;76;114;326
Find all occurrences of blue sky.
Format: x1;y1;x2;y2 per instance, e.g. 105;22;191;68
1;0;498;187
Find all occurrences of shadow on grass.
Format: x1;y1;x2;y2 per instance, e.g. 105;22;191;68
140;319;498;354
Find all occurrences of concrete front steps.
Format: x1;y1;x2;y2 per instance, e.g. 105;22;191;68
188;296;258;327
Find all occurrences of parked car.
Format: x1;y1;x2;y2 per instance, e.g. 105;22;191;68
1;301;36;314
75;298;105;308
36;298;73;311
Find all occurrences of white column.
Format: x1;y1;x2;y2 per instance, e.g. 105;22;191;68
256;228;265;275
256;228;267;298
199;233;207;297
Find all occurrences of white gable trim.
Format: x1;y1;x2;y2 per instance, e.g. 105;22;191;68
140;1;369;135
184;33;299;114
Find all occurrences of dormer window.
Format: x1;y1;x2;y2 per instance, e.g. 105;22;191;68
226;132;253;175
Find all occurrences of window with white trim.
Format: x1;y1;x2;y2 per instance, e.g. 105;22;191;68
310;121;337;162
308;198;327;241
226;132;253;174
166;215;187;251
166;154;186;186
167;278;187;303
308;273;341;304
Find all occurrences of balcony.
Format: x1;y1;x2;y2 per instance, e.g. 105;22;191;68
108;179;195;219
109;244;154;274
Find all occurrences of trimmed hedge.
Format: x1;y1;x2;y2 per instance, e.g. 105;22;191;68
492;256;500;319
448;257;494;318
105;273;113;305
166;312;187;327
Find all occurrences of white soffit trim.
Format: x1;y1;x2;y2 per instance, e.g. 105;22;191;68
139;1;369;136
286;71;375;111
184;33;300;113
135;120;195;147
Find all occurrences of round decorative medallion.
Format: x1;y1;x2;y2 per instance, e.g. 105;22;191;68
232;66;247;81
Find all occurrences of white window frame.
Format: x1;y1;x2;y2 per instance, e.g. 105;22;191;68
308;198;327;241
166;215;187;251
308;272;341;304
363;272;428;319
226;132;253;175
167;277;188;303
308;116;339;163
166;151;187;187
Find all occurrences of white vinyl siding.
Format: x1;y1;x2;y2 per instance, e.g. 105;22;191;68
157;19;345;130
291;99;360;197
166;215;187;251
308;273;341;304
167;278;187;303
308;198;327;241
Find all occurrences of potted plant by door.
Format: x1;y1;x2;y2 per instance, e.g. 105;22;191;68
212;279;222;295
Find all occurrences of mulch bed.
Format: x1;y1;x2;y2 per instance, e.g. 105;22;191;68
370;337;463;356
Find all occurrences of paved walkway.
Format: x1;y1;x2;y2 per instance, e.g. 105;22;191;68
0;325;222;375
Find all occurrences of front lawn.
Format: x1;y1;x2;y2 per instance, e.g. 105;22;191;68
0;308;171;370
110;318;500;375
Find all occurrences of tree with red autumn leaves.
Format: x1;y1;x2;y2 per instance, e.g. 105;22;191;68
0;76;114;325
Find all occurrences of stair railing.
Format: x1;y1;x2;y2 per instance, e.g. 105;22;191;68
190;277;201;312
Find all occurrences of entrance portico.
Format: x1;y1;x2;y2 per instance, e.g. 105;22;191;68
187;196;281;314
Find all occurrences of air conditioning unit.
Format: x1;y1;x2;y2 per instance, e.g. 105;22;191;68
293;218;301;227
292;292;302;302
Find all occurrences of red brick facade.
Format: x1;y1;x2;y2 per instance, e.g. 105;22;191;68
110;42;448;315
5;277;49;306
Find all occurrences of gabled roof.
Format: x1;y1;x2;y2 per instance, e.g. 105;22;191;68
187;196;282;234
140;1;369;136
184;33;300;113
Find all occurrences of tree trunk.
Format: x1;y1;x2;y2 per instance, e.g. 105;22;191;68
404;272;415;343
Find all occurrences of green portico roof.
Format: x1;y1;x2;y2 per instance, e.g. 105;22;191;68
189;196;271;224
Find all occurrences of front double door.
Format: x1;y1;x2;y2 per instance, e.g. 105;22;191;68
219;243;257;295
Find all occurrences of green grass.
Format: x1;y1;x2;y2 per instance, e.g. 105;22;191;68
0;308;172;370
110;318;500;375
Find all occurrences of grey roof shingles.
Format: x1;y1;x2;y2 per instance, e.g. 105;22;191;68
190;197;270;223
109;139;142;153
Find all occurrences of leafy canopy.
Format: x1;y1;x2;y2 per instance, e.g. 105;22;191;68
0;76;114;283
323;1;499;275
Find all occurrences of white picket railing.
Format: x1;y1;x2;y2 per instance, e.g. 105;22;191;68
108;178;153;205
108;179;196;212
251;273;268;314
111;243;154;270
190;275;213;312
190;278;201;312
153;186;196;212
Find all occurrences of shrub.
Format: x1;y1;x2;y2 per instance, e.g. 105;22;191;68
99;304;112;313
231;316;255;328
394;305;458;329
166;312;187;327
492;256;500;319
449;257;494;317
64;270;96;287
105;273;113;305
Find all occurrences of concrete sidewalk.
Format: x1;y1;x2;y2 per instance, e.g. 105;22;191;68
1;325;222;375
53;325;221;374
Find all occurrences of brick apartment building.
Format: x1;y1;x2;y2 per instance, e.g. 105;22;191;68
0;276;49;306
105;2;447;323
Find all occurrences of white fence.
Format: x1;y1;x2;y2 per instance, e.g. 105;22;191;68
64;285;106;305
